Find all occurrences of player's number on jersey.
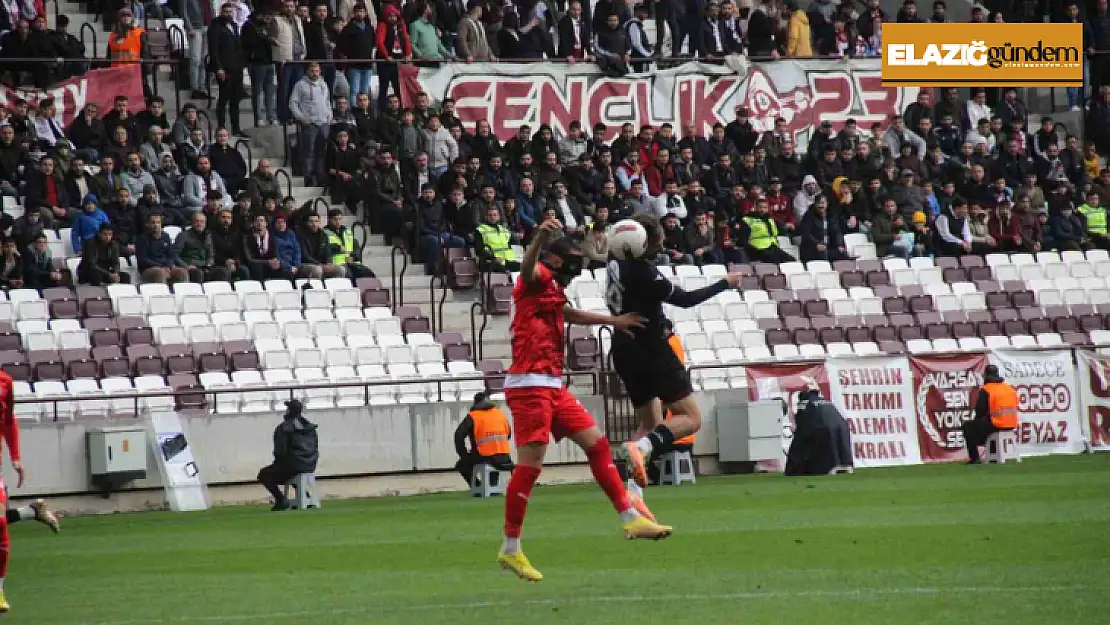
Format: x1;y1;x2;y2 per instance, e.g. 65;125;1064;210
605;261;622;314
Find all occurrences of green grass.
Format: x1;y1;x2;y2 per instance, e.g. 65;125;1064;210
9;454;1110;624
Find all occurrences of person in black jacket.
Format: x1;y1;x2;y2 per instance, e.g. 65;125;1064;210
242;11;277;127
305;3;337;89
745;0;776;56
0;237;22;290
556;0;593;60
77;223;127;286
785;387;854;476
798;194;849;262
257;399;319;511
340;3;376;99
208;3;247;135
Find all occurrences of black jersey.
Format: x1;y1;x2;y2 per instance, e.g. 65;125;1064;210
605;259;732;346
605;258;674;345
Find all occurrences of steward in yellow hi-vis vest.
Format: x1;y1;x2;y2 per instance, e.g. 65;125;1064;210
962;364;1020;464
454;392;515;485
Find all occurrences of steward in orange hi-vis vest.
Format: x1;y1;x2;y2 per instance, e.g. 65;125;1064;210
962;364;1020;464
665;333;695;448
453;392;514;486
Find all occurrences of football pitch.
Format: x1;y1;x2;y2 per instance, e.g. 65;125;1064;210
12;454;1109;625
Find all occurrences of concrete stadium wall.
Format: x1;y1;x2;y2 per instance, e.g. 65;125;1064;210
3;392;735;507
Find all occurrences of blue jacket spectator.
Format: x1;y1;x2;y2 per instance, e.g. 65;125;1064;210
272;214;302;272
71;194;111;253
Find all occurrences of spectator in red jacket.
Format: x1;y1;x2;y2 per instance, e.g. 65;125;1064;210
643;149;675;199
375;3;412;111
765;176;796;235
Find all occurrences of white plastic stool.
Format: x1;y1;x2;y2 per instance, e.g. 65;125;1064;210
283;473;322;509
470;464;506;497
659;450;696;485
984;430;1021;464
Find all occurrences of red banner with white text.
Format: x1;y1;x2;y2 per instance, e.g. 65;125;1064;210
0;65;145;128
1076;350;1110;452
909;353;988;463
412;59;918;148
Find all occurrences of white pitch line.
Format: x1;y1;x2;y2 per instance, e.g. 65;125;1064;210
74;585;1084;625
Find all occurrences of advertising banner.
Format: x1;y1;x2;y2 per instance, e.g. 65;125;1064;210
909;353;988;462
0;65;145;127
826;356;920;467
989;349;1083;456
1076;350;1110;452
412;59;918;148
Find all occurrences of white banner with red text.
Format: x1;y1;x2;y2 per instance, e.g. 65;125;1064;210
745;349;1087;470
988;349;1084;456
1075;350;1110;452
410;59;919;149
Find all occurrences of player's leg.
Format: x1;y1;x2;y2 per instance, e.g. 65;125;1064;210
558;391;670;540
498;388;552;582
0;486;9;611
6;500;60;533
625;399;663;499
622;348;697;487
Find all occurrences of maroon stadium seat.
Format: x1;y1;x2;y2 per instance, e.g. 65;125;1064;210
935;257;959;270
977;321;1002;337
951;321;975;338
478;359;505;393
1002;319;1028;336
840;271;865;288
803;300;830;318
966;309;991;324
942;268;967;283
909;296;934;313
762;274;788;291
808;315;836;330
230;351;260;371
883;296;907;314
783;316;810;331
925;323;952;340
778;301;803;318
968;267;994;283
959;256;985;269
880;340;906;354
857;260;883;273
67;359;99;379
757;317;783;330
820;328;846;345
899;285;924;298
845;326;871;344
873;325;898;342
752;263;779;277
866;270;890;287
792;328;818;345
899;326;923;341
448;257;479;290
765;329;791;346
1011;291;1036;308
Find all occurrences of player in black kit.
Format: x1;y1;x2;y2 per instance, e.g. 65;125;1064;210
607;214;742;489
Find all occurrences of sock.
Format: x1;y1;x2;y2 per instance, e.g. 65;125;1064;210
626;478;644;500
503;465;542;542
0;516;9;582
501;536;521;554
618;508;640;523
585;438;633;515
15;507;33;522
638;424;677;461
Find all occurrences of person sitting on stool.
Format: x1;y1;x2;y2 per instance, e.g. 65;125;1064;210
257;399;320;510
962;364;1019;464
453;392;514;486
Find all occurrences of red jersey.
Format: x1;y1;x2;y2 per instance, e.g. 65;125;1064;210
507;263;567;379
0;371;19;463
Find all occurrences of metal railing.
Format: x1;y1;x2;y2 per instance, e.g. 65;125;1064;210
390;244;408;313
234;138;253;172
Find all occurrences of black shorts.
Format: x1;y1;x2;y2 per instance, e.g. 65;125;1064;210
611;338;694;408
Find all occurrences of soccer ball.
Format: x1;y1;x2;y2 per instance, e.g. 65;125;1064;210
609;219;649;260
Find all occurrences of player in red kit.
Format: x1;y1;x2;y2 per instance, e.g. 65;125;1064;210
0;370;60;612
497;219;673;583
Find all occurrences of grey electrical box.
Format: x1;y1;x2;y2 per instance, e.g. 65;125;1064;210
88;427;148;496
716;400;786;463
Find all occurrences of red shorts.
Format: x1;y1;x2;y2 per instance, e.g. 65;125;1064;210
506;387;598;446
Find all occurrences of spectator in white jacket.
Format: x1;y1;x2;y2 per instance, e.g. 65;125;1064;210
420;116;458;176
289;62;334;186
183;156;233;214
653;180;688;220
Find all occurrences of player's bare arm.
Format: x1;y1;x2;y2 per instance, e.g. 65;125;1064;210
564;307;646;336
520;218;563;288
